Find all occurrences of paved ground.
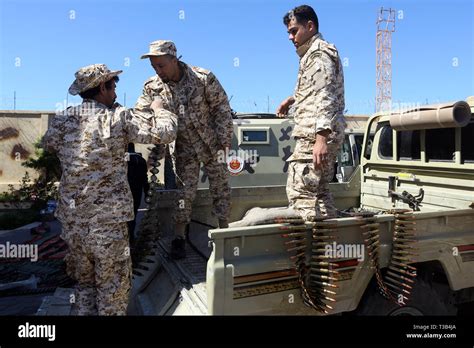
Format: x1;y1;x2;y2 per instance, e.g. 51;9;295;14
0;219;68;315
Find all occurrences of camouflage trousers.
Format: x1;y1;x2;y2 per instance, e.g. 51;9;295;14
60;220;132;315
174;153;231;224
286;141;342;222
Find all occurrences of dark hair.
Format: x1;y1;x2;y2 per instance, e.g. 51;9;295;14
283;5;319;32
79;76;119;99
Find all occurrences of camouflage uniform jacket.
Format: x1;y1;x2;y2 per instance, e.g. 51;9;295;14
42;99;177;225
289;33;346;161
135;62;233;162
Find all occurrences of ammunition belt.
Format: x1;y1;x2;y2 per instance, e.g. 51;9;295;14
358;209;417;306
234;279;299;299
131;145;162;274
281;217;339;314
281;209;418;312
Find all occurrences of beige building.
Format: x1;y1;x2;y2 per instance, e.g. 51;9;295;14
0;111;55;192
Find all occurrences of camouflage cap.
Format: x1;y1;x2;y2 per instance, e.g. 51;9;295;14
68;64;122;96
140;40;177;59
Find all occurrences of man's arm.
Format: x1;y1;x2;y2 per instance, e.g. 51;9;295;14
133;80;169;160
205;72;233;149
305;50;340;136
276;96;295;117
304;50;341;169
122;101;178;145
134;79;160;114
41;114;63;153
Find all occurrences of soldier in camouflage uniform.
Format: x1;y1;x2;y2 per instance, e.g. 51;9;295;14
43;64;178;315
277;5;347;221
135;40;233;259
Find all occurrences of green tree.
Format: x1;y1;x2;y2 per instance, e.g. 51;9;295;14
21;138;61;206
23;138;61;184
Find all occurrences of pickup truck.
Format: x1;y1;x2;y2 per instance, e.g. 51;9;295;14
129;99;474;316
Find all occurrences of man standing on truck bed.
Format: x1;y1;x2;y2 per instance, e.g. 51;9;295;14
277;5;347;221
135;40;233;259
43;64;178;315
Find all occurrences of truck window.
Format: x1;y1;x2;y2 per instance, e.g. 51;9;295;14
338;135;353;166
462;121;474;163
355;134;370;160
378;125;393;159
397;130;421;161
426;128;455;162
362;118;378;160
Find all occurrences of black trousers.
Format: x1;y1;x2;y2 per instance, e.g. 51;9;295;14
127;190;142;247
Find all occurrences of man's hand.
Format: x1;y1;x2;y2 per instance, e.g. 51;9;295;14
313;130;331;170
150;97;164;112
276;96;295;118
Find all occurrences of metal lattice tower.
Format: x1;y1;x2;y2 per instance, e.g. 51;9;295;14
376;7;396;113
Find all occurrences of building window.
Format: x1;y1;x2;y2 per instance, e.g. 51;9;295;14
426;128;455;162
378;125;393;159
397;130;421;161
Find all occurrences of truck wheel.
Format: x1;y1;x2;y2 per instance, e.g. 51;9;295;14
355;277;457;316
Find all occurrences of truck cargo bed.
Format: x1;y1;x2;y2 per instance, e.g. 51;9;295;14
130;221;211;315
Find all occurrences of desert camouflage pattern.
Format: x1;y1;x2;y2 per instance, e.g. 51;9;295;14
68;63;122;96
42;97;177;315
286;141;341;221
287;33;346;220
135;62;233;224
175;150;230;224
43;99;177;225
62;220;131;315
288;32;346;161
290;119;346;161
141;39;177;59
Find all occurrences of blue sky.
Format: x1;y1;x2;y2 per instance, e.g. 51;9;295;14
0;0;472;114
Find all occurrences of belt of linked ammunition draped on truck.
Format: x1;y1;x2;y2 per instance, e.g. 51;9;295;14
281;209;418;313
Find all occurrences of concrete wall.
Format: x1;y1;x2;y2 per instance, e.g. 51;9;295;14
0;111;55;192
